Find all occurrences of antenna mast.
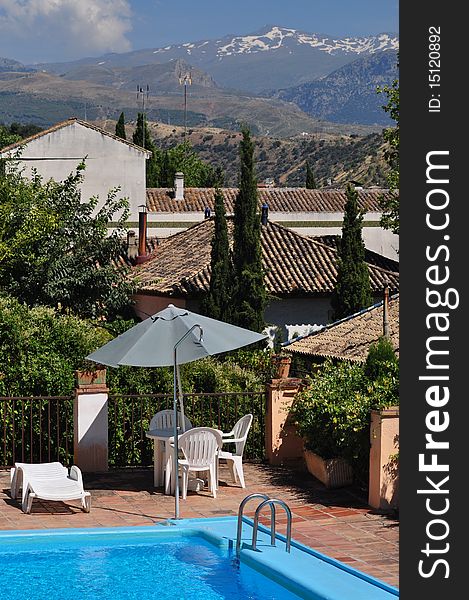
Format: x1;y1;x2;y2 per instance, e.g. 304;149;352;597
179;72;192;146
136;84;150;148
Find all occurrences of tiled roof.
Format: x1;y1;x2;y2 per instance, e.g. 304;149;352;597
285;294;399;362
131;218;399;298
311;235;399;272
0;118;151;156
146;187;389;214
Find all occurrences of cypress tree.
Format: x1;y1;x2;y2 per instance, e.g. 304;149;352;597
132;113;152;149
133;113;159;187
201;188;232;321
305;162;316;189
231;127;267;331
115;112;126;140
331;183;372;321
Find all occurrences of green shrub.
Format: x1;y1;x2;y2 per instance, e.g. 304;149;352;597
0;296;268;464
0;294;111;396
365;336;398;379
291;355;399;484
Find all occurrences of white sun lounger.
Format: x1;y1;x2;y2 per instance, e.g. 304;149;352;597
10;462;91;514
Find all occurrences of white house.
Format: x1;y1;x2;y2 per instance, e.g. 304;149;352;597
0;118;151;220
146;178;399;260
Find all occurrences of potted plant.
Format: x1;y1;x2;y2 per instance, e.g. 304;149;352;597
271;353;292;378
289;359;366;488
75;365;107;388
302;447;353;489
270;326;292;379
290;346;399;489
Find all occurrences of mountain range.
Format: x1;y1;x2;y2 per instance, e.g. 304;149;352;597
32;25;398;94
275;50;398;126
0;25;398;132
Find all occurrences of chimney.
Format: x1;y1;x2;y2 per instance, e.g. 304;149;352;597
261;202;269;226
126;230;138;260
174;171;184;200
135;204;149;264
383;286;390;338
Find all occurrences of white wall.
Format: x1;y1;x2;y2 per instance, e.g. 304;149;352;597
7;122;147;220
291;226;399;260
146;210;399;260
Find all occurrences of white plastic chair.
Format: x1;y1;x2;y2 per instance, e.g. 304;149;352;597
149;409;192;433
218;414;253;488
11;462;91;514
177;427;222;499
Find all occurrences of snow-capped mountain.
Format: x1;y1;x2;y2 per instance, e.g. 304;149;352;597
160;26;399;58
35;25;399;94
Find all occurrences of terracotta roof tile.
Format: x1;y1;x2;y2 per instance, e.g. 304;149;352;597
146;187;389;214
285;294;399;362
131;218;399;298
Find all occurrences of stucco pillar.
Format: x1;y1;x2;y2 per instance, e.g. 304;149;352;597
74;373;109;473
265;378;304;466
368;407;399;510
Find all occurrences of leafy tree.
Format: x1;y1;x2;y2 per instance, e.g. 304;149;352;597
132;114;222;188
115;112;126;140
378;69;399;234
0;162;134;320
0;122;43;150
0;126;21;151
331;183;372;320
156;142;221;188
8;122;42;139
231;127;267;331
305;161;316;189
200;188;232;321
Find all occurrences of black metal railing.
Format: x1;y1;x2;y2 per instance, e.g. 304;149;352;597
0;396;74;467
0;390;267;469
108;391;266;467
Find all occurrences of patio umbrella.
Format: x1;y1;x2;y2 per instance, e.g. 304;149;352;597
86;303;267;518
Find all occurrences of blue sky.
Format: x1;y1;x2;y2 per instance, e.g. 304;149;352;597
0;0;398;64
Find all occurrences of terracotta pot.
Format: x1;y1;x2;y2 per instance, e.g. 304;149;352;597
304;448;353;488
272;354;292;378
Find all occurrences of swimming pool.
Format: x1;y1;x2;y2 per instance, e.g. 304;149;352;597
0;517;399;600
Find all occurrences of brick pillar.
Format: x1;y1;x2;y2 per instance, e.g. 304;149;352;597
368;407;399;510
74;371;109;473
265;378;304;466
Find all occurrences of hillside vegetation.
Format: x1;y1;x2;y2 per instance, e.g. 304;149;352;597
97;119;389;188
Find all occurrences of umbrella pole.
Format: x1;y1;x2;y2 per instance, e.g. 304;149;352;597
173;324;203;520
173;349;180;520
176;364;185;432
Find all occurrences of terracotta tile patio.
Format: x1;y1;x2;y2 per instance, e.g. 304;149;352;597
0;462;399;589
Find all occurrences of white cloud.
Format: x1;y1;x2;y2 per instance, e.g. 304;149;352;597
0;0;133;63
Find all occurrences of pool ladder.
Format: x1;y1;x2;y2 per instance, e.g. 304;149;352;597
236;493;292;555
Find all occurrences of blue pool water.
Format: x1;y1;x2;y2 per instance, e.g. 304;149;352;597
0;532;297;600
0;519;399;600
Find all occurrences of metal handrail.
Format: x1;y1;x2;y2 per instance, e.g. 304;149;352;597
236;493;275;555
252;498;292;553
